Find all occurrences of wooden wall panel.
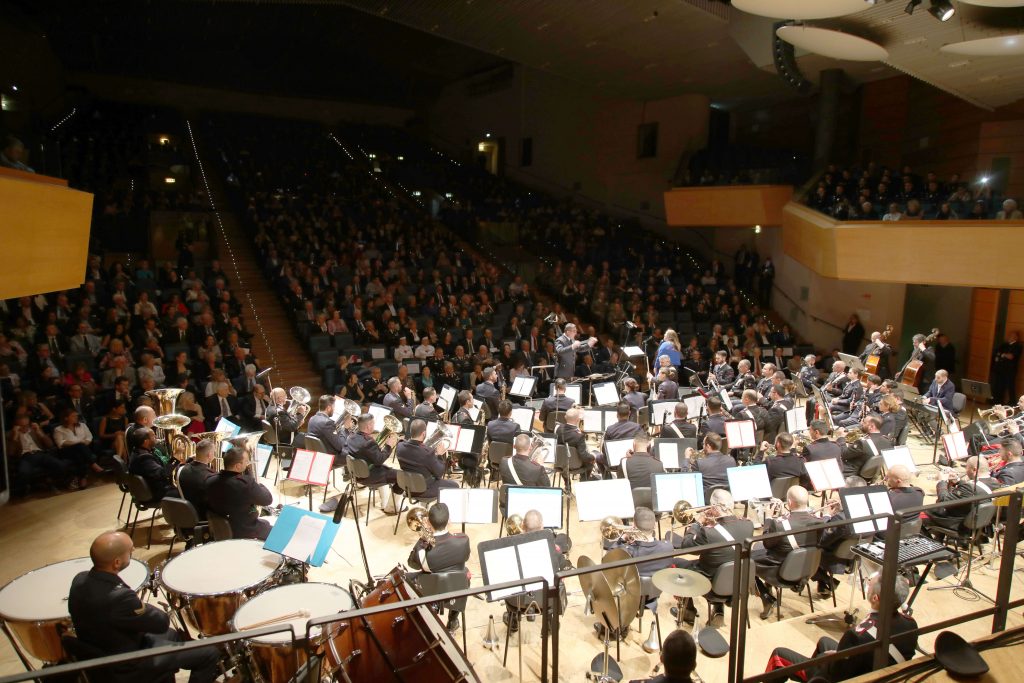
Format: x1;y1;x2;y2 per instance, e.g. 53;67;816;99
1007;291;1024;395
663;186;794;227
967;289;999;383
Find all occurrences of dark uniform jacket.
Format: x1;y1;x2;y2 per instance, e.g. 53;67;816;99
474;381;501;418
128;448;174;501
888;485;925;524
825;612;918;680
757;510;822;566
206;470;273;539
499;454;551;509
763;399;793;442
383;391;415;419
797;365;819;391
664;419;697;439
396;439;448;498
623;391;647;416
929;476;1000;527
69;569;170;655
413;403;439;419
554;423;591;463
657;379;680;400
266;403;301;444
711;363;735;386
996;460;1024;486
765;453;806;482
605;419;641;442
679;515;755;577
802;438;842;463
700;413;728;439
620;452;664;490
880;409;908;441
307;411;347;455
539;394;575;425
344;431;395;486
486;417;520;444
731;403;767;430
696;451;736;497
840;432;892;478
408;531;471;572
730;372;758;397
178;459;216;520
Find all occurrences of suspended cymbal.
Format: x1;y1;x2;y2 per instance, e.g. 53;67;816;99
651;568;711;598
577;555;597;597
600;549;638;597
590;550;642;632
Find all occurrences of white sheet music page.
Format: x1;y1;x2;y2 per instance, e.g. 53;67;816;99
288;449;314;481
440;385;457;409
593;382;619;406
604;439;633;467
439;488;468;522
482;546;522;600
846;495;875;534
726;463;771;501
507;488;562;526
785;407;807;433
307;452;334;486
804;458;844;491
652;402;678;426
683;395;706;420
943;431;969;460
510;407;534;432
281;515;325;563
867;491;893;530
719;390;733;411
659;442;680;470
653;473;703;511
455;427;476;453
516;538;555;594
575;479;635;520
510;376;533;396
565;385;583;405
724;420;756;449
583;409;604;433
881;446;917;473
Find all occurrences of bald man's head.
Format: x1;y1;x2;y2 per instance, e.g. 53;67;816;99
90;531;134;573
786;485;809;511
523;509;544;532
887;464;912;488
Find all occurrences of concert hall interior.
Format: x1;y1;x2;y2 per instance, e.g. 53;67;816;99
3;1;1024;682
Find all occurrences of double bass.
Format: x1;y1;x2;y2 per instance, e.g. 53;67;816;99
863;324;893;378
900;328;939;387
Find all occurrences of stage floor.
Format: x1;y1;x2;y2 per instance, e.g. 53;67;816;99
1;431;1022;682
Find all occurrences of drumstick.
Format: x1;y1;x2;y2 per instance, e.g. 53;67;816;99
240;609;310;630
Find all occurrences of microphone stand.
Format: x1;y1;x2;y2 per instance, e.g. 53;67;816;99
333;491;373;588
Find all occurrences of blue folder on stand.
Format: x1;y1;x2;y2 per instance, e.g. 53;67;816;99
263;505;340;567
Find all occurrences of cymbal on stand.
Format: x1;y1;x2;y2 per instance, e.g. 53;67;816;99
651;568;712;598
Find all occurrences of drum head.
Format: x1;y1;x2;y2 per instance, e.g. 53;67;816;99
232;583;353;643
0;558;149;622
160;540;282;595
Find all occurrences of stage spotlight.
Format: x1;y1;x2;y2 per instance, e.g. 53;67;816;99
929;0;955;21
905;0;922;14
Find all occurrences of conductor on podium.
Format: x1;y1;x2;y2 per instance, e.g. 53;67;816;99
554;323;596;379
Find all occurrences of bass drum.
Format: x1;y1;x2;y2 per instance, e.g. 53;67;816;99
232;582;353;683
157;539;283;636
0;558;149;664
326;567;477;682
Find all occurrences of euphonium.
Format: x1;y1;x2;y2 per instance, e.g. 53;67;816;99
843;428;864;444
374;413;404;448
334;398;360;433
423;421;454;451
286;386;312;419
147;387;185;417
505;514;524;536
406;506;434;545
527;430;550;462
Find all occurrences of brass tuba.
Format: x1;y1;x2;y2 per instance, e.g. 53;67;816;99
226;431;265;476
505;514;524;536
173;430;230;469
406;506;434;545
147;387;185;417
423;421;454;452
148;388;190;463
374;414;404;448
334;398;361;433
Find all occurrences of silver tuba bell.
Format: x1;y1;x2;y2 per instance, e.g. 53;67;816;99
287;386;312;420
225;431;266;476
423;421;454;452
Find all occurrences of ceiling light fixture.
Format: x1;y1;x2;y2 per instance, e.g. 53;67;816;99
929;0;956;20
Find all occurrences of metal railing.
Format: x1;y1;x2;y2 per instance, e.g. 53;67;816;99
0;491;1019;682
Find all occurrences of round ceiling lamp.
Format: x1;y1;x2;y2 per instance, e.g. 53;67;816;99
732;0;871;20
940;33;1024;56
776;25;890;61
954;0;1024;7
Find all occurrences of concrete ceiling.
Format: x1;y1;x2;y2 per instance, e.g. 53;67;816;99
337;0;1024;109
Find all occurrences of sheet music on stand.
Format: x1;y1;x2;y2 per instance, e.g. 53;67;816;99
785;406;808;434
724;420;757;449
592;381;619;406
726;463;772;502
719;390;733;411
478;531;557;602
575;479;635;521
439;385;457;414
653;438;697;470
604;438;634;468
683;394;706;420
942;430;969;461
214;417;242;437
538;434;558;464
263;506;339;567
404;361;421;375
839;485;893;534
453;424;485;454
439;488;498;524
506;486;564;528
838;353;865;372
650;400;680;427
510;407;536;432
366;403;393;427
938;402;959;433
622;346;645;359
255;443;273;479
812;386;835;431
288;449;334;486
881;446;917;473
549;383;583;405
467;405;481;423
582;408;615;433
804;458;845;491
652;472;704;512
510;376;537;398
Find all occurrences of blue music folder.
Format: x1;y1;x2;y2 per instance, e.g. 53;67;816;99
263;505;340;567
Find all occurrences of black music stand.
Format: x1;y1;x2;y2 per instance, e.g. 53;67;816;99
959;379;992;423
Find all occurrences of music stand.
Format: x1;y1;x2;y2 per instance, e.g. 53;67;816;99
959;379;992;423
652;438;698;471
509;375;538;399
838;353;865;373
263;506;340;567
439;487;498;533
575;479;635;521
478;530;557;602
506;486;565;535
287;449;335;511
652;472;704;512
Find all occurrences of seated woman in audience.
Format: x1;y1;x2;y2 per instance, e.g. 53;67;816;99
932;201;958;220
97;400;128;458
903;198;924;219
198;334;223;365
20;390;55;427
137;352;166;388
170;351;193;385
339;371;366;404
997;198;1022;220
0;332;28;366
468;363;485;391
177;391;207;435
133;291;158;318
63;362;98;396
882;203;903;221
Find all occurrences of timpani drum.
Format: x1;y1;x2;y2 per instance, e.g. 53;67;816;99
231;582;353;683
158;539;283;636
0;557;149;663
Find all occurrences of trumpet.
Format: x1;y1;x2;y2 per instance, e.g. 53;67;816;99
406;506;434;546
599;516;646;543
979;405;1018;422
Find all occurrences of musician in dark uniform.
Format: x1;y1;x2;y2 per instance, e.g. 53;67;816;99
178;438;217;521
68;531;221;683
799;421;843;486
619;432;663;490
383;377;416;419
729;359;758;398
690;433;735;500
699;397;728;440
755;363;778;404
554;407;596;481
655;367;680;400
397;419;458;498
907;333;937;387
836;415;891;479
340;413;401;514
621;377;647;418
797;354;820;394
307;395;348;455
812;480;867;596
553;323;596;379
995;440;1024;486
414;388;440;419
922;369;955;413
925;456;1000;532
766;575;918;680
206;446;274;541
407;503;471;631
710;350;735;387
127;428;175;501
763;384;794;444
860;331;893;380
762;432;806;483
885;464;924;524
267;386;304;446
642;631;697;683
822;361;850;398
665;402;697;439
486;399;521;445
608;507;675;616
828;367;864;422
992;332;1022;406
731;389;767;430
499;433;551;514
453;390;475;425
474;367;501;419
668;489;755;624
753;485;823;619
539;378;575;426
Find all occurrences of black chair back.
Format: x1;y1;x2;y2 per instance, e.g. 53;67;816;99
207;511;233;541
397;470;429;498
779;547;822;584
710;561;736;598
346;454;371;482
125;475;155;505
859;455;884;483
770;476;799;501
160;497;200;534
964;502;996;531
632;486;653;509
304;434;327;453
413;570;471;613
489;441;513;466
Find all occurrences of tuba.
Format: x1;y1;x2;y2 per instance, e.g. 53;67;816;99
148;388;190;464
527;430;550;462
287;386;312;420
406;506;434;545
334;398;361;433
174;430;230;470
505;514;524;536
374;414;404;449
147;387;185;417
423;421;454;452
227;431;265;476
